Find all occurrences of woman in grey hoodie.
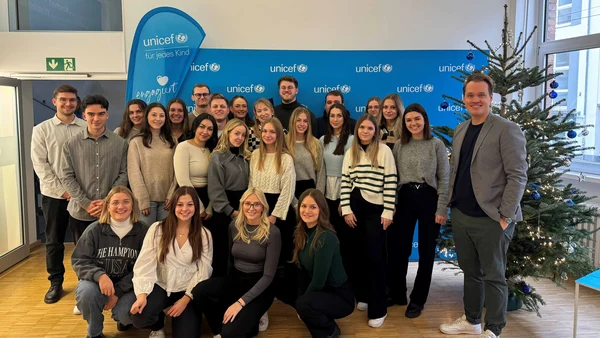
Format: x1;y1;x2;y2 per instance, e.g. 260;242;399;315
72;186;148;338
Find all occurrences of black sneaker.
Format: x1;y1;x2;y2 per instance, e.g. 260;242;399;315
117;322;133;331
328;324;341;338
44;285;63;304
405;303;424;318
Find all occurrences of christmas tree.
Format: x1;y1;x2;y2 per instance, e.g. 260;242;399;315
435;4;599;316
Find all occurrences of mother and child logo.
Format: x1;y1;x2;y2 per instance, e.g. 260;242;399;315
135;75;179;103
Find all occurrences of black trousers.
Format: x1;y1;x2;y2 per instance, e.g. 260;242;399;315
192;270;274;337
295;179;316;199
296;281;354;338
131;284;200;338
346;189;386;319
69;216;94;245
263;192;297;306
327;198;351;277
388;183;441;306
41;195;71;286
206;189;244;278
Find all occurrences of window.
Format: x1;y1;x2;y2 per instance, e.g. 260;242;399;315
8;0;123;31
545;0;590;41
542;0;600;175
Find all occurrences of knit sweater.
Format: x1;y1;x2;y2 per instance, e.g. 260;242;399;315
173;141;210;188
392;138;450;216
208;149;250;216
298;227;347;294
293;141;325;193
128;134;177;210
249;150;296;220
340;144;398;219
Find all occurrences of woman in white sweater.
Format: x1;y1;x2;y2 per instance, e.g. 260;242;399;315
130;186;213;338
128;102;177;225
248;117;296;305
340;114;397;328
173;113;219;221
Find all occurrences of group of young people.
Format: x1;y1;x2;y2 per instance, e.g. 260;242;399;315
31;73;527;338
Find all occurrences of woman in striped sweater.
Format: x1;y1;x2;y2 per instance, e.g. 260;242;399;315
340;114;397;328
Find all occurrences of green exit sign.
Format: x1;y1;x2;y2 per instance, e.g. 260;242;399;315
46;57;76;72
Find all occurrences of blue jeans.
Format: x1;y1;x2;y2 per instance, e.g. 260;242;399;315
75;280;135;337
140;201;169;226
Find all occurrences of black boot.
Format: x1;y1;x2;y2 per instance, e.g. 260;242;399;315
44;285;63;304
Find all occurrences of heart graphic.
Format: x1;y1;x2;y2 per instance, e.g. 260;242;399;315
156;76;169;86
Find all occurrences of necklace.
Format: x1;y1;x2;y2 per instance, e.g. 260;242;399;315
177;231;188;237
244;224;259;235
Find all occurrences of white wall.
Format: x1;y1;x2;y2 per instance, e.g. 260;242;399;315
0;0;514;77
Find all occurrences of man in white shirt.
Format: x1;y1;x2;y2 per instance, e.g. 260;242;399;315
31;84;86;304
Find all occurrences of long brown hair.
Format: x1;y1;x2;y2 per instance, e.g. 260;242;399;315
323;103;351;155
378;93;405;138
134;102;176;149
117;99;147;138
167;98;191;137
257;117;290;174
157;186;207;264
400;103;433;144
286;107;322;171
291;189;336;264
350;114;380;168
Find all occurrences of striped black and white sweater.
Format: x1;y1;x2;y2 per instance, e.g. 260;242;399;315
340;143;398;220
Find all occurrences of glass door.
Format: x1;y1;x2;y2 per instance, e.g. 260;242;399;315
0;77;29;273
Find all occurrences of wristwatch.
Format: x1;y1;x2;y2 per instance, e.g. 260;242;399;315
501;215;513;224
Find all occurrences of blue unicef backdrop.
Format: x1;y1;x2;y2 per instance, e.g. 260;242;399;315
128;7;482;261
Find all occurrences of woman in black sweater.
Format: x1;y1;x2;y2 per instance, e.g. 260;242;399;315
293;189;354;338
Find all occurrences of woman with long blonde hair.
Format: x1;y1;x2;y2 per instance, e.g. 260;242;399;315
247;98;276;152
287;107;325;199
131;186;213;338
72;186;148;338
340;114;397;328
207;118;251;277
192;188;281;337
378;93;405;148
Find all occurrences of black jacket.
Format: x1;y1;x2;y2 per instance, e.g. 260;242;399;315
72;221;149;298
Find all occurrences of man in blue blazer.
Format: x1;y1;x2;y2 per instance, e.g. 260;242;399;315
440;73;528;338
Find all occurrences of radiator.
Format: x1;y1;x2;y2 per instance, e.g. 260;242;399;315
579;203;600;268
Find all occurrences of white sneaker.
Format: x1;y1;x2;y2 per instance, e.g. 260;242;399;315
356;302;368;311
368;314;387;328
73;305;81;315
213;335;222;338
439;315;482;335
259;312;269;332
480;330;499;338
149;329;165;338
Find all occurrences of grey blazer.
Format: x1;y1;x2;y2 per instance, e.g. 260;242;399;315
448;113;528;222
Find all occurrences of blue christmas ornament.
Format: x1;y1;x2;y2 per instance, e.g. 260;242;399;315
530;182;538;190
569;188;578;195
549;90;558;99
440;100;449;109
501;97;507;103
567;130;577;139
550;80;559;89
565;199;575;206
466;52;474;60
531;191;541;200
522;284;532;294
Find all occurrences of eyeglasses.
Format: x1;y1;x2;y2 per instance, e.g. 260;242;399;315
193;93;210;98
243;202;263;210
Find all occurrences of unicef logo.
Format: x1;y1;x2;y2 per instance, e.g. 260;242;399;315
466;63;475;72
297;64;308;73
176;33;188;43
424;84;434;93
382;64;393;73
209;63;221;72
340;85;351;94
254;84;265;93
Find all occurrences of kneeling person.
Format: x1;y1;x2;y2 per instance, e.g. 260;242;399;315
72;186;148;338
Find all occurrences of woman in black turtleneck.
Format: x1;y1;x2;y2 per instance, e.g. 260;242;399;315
208;118;251;277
